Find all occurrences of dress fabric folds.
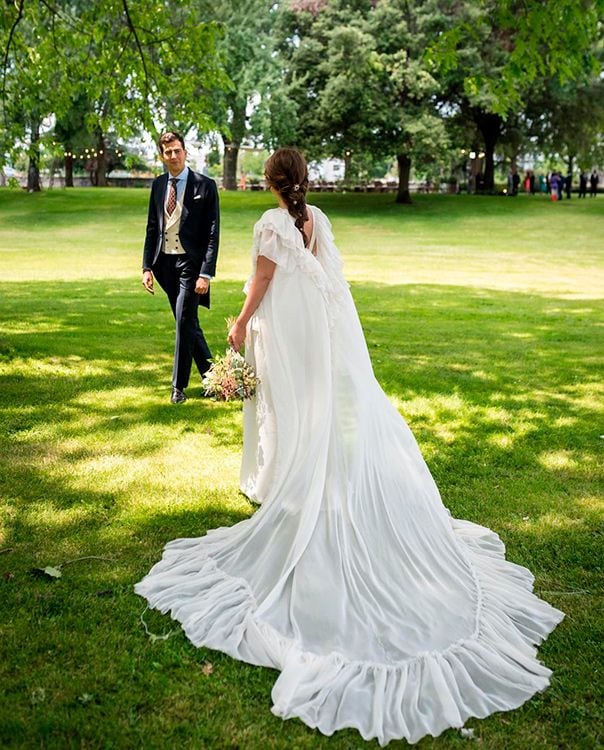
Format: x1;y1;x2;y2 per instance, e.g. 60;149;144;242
135;206;564;745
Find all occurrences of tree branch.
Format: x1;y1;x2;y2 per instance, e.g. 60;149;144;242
122;0;150;103
2;0;25;106
38;0;81;32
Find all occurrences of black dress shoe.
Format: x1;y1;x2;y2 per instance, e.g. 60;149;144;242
170;387;186;404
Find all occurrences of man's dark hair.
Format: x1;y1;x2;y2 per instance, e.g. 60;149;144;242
158;131;185;154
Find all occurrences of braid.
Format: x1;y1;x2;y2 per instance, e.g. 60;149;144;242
283;178;310;245
264;149;311;246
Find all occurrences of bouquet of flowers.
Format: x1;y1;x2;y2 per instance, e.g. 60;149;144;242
202;347;260;401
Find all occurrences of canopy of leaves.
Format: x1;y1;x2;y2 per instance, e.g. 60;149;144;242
272;0;451;168
428;0;603;116
1;0;228;164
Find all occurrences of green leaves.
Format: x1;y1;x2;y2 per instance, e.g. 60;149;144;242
272;0;452;186
427;0;602;117
0;0;228;165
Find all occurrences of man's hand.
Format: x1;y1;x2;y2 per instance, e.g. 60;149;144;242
195;277;210;295
142;270;154;295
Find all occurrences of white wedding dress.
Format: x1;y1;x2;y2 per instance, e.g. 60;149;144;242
135;206;564;745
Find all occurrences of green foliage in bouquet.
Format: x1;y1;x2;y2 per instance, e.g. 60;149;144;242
203;348;259;401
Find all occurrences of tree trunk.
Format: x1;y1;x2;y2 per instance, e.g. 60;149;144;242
221;97;247;191
222;139;240;190
27;119;42;192
95;132;107;187
395;153;412;204
475;112;503;192
344;152;353;182
64;153;74;187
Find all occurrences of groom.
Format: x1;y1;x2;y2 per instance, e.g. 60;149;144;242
142;131;220;403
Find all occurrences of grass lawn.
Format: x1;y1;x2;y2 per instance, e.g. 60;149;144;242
0;188;602;750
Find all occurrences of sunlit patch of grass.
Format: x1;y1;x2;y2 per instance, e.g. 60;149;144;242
0;190;602;749
538;450;580;471
533;512;585;531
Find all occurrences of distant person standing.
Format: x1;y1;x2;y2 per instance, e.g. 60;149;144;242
523;171;531;193
579;171;588;198
590;170;599;197
507;169;514;195
565;171;572;200
557;172;564;201
550;172;559;201
530;171;536;194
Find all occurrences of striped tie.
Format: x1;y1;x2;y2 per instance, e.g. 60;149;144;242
167;178;177;216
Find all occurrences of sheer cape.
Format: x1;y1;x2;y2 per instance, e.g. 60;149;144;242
135;206;564;746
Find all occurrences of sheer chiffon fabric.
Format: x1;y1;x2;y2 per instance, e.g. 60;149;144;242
135;206;564;745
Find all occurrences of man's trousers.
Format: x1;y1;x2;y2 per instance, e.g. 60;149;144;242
153;252;212;390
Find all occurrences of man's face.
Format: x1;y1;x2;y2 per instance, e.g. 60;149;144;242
161;141;186;176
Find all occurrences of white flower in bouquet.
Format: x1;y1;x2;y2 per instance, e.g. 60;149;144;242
202;325;259;401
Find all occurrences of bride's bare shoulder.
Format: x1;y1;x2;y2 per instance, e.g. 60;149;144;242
307;204;331;227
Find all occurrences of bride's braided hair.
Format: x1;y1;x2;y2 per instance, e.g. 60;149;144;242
264;148;310;246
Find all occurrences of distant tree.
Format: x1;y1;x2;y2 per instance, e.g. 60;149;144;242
53;95;91;188
0;2;63;190
196;0;277;189
524;74;604;174
272;0;451;203
429;0;602;190
239;148;270;180
1;0;226;188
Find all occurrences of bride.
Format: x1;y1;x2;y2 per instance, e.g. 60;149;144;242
135;148;564;745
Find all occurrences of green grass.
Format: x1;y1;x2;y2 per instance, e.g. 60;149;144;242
0;188;602;749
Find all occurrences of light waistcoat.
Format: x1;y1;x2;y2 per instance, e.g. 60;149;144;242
162;197;185;255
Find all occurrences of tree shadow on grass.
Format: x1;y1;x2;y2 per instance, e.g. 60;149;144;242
0;278;601;549
0;277;601;749
355;282;602;585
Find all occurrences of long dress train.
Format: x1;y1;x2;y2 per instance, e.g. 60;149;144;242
135;206;564;746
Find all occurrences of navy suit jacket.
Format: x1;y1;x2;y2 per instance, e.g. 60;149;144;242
142;170;219;309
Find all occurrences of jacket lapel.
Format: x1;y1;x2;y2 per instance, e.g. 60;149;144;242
180;170;197;226
156;173;168;230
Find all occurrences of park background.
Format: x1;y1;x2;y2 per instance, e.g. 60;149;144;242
1;1;603;749
1;0;603;196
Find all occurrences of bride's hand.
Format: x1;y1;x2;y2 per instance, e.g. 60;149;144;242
228;321;246;352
